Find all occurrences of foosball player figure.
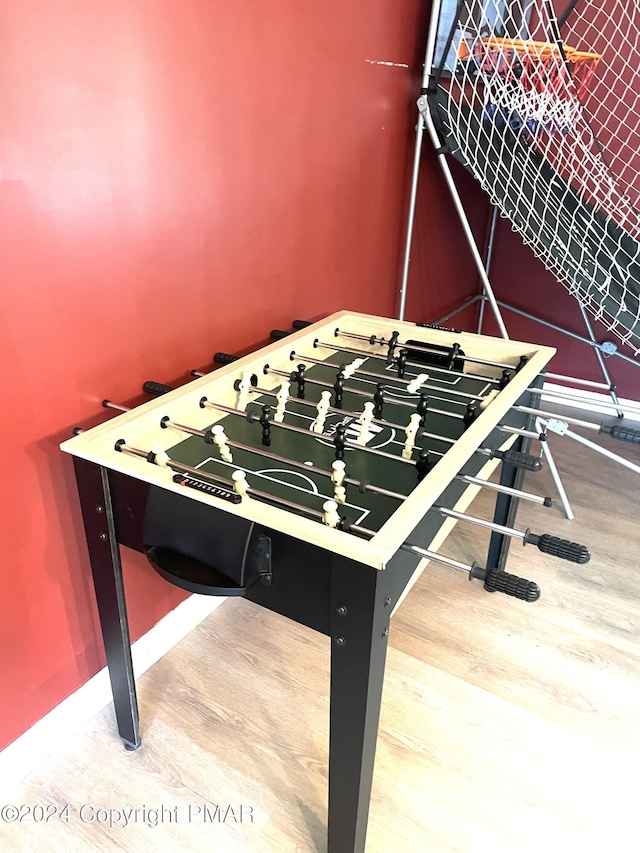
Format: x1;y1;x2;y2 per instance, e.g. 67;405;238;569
446;342;461;371
373;383;385;419
334;424;346;461
291;364;306;399
333;371;345;408
259;405;272;446
416;392;429;425
415;449;433;481
386;330;399;364
396;348;408;378
463;401;479;429
499;369;512;389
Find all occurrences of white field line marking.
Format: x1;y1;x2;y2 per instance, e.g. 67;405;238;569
195;458;371;525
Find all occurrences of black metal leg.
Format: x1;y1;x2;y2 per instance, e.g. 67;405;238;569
73;458;140;749
487;433;531;570
327;556;392;853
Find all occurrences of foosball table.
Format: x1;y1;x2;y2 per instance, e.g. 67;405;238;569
61;311;591;852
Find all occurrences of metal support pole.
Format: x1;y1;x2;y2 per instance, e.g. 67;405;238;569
421;104;509;339
574;298;623;417
540;418;640;477
477;207;499;335
535;419;574;520
497;300;640;369
398;0;443;320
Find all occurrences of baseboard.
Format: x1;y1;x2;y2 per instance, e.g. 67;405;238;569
542;382;640;423
0;594;225;798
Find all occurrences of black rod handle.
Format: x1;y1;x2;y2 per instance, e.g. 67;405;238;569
483;569;541;602
270;329;290;340
600;424;640;445
292;319;312;329
524;531;591;563
495;449;543;471
213;352;239;365
142;381;173;396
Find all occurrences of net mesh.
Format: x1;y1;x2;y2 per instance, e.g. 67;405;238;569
425;0;640;355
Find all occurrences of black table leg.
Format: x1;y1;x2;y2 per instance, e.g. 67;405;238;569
73;458;140;749
327;555;392;853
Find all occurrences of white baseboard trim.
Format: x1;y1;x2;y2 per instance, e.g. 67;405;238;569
0;594;225;798
541;381;640;423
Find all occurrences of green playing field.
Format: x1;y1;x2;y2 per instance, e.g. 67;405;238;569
165;350;496;533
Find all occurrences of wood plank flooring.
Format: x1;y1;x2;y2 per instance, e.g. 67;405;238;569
3;421;639;852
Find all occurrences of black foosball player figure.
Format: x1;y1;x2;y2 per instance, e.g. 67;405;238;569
499;369;512;389
373;383;385;419
334;424;346;460
463;401;479;429
446;342;461;371
386;331;399;364
416;392;428;426
259;405;272;446
290;364;306;399
415;449;433;482
333;370;345;409
396;348;408;379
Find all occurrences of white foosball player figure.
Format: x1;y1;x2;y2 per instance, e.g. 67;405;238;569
151;446;170;468
342;357;365;379
406;373;429;394
322;499;341;528
331;459;347;504
232;469;249;498
402;413;422;459
313;390;332;434
210;424;233;462
479;389;500;410
274;381;291;423
236;371;254;411
357;401;375;445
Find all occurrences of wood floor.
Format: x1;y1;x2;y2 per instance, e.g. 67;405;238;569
3;422;639;852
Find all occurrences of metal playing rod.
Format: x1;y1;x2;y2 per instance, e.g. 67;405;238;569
159;405;551;507
162;411;419;487
147;388;543;474
196;402;420;465
433;506;591;564
334;327;510;370
249;383;435;436
498;424;547;441
457;474;552;507
515;405;640;443
266;365;468;420
290;349;488;404
102;400;129;413
314;339;502;386
348;522;541;602
244;382;541;447
115;440;328;518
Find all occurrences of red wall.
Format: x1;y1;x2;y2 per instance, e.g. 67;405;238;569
403;152;494;331
0;0;425;750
